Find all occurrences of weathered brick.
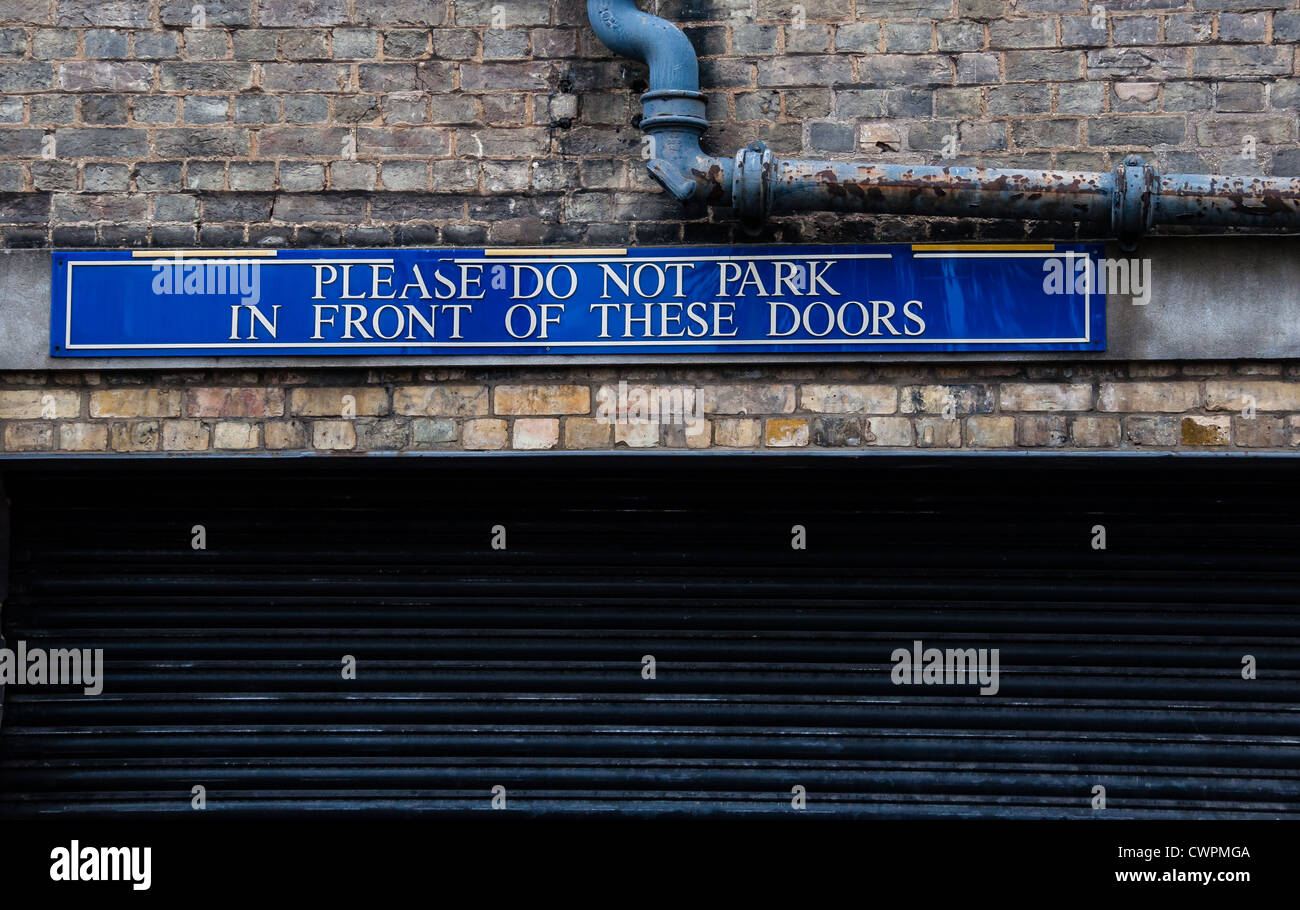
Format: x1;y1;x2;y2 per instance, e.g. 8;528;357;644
462;417;507;449
1205;381;1300;412
212;421;259;449
713;418;761;447
800;384;896;413
1123;415;1181;446
109;419;160;451
264;420;308;449
186;387;283;417
355;418;408;450
409;417;456;446
393;385;488;416
160;0;249;25
0;389;79;417
765;417;809;447
312;419;356;450
966;415;1015;447
703;384;796;414
0;0;52;25
0;61;52;91
1000;383;1093;411
1017;414;1068;447
901;384;994;415
90;389;181;417
1088;116;1185;146
1087;47;1186;81
259;0;347;27
159;62;252;91
613;420;659;447
1071;416;1121;447
57;0;150;27
863;416;915;446
810;415;866;446
155;127;249;157
289;387;388;417
513;417;559;449
1005;50;1082;82
59;422;109;451
563;416;611;449
493;385;589;415
162;418;209;450
1233;416;1286;447
1181;415;1230;445
1098;382;1200;412
915;417;962;447
5;422;53;450
1193;45;1290;77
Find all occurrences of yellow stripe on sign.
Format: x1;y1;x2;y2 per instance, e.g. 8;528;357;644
483;248;627;257
131;250;279;258
910;243;1058;252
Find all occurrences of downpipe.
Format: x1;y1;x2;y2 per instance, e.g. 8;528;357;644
587;0;1300;250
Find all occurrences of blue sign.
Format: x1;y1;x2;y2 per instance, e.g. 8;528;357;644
51;244;1104;357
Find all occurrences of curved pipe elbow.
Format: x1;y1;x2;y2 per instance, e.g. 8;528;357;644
588;0;700;93
587;0;729;207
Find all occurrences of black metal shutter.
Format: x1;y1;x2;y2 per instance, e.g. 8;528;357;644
2;454;1297;818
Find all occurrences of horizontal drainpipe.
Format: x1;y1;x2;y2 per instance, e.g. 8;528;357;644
588;0;1300;250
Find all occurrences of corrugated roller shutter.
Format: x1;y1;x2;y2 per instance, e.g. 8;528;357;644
1;454;1298;818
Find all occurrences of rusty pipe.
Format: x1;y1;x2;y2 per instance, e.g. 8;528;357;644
587;0;1300;248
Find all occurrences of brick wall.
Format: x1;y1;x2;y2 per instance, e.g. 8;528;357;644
0;0;1297;248
3;363;1299;452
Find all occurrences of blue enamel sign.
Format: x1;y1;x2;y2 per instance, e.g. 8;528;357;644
50;244;1105;356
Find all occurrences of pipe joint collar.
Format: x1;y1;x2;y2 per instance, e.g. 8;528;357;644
1113;154;1158;252
639;88;709;135
733;141;773;234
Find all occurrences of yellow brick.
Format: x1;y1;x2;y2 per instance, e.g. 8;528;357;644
713;418;761;448
59;422;109;452
214;421;260;449
394;385;490;416
614;420;659;447
1205;381;1300;412
162;419;210;451
1098;383;1200;413
290;388;389;417
494;385;590;415
1000;383;1093;411
90;389;182;418
0;390;80;419
4;423;53;451
312;420;357;450
186;387;284;418
265;421;308;450
110;421;160;452
966;416;1015;447
564;417;612;449
1181;416;1230;446
799;384;896;414
765;418;809;447
513;418;559;450
463;419;508;450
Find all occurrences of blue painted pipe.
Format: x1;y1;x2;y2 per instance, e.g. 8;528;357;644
587;0;1300;249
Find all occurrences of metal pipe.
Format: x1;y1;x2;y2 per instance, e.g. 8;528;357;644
587;0;1300;249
